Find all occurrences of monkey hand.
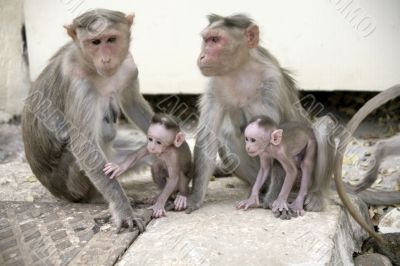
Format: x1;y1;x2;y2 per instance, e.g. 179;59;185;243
147;202;167;218
103;162;124;179
174;195;187;211
272;198;293;220
289;198;305;217
236;195;260;210
110;201;145;233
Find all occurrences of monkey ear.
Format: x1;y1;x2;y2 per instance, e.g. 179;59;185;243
64;25;77;40
174;132;185;148
246;24;259;48
270;129;283;146
126;13;135;27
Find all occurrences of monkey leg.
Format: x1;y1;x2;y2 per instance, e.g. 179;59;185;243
33;151;103;203
262;163;285;209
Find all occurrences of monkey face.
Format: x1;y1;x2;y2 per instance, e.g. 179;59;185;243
78;25;130;77
244;123;269;157
197;27;248;76
147;124;175;155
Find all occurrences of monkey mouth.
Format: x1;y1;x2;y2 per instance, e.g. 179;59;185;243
247;152;258;157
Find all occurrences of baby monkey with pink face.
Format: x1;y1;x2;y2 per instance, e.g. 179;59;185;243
104;114;192;218
237;115;317;217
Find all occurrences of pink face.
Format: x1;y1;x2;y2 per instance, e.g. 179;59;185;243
79;25;129;76
244;122;269;157
146;124;175;155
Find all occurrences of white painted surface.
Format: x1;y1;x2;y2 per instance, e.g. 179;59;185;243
24;0;400;93
0;0;30;121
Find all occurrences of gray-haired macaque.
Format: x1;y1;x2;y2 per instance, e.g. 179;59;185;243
187;13;335;218
236;116;316;217
22;9;154;233
103;114;193;218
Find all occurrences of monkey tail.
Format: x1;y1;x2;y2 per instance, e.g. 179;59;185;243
334;84;400;243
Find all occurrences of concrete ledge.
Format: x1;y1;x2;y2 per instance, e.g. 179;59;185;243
118;178;369;266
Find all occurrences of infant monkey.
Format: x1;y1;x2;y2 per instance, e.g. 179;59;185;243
103;114;193;218
236;115;317;217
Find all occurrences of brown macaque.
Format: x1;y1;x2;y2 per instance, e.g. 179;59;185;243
236;116;316;217
22;9;154;233
103;114;193;218
187;13;335;218
334;85;400;245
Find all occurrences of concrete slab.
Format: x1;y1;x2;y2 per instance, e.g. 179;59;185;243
0;202;151;266
117;178;369;266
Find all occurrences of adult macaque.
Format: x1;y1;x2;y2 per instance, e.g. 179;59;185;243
236;116;316;217
188;14;335;217
22;9;154;233
104;114;193;218
334;85;400;244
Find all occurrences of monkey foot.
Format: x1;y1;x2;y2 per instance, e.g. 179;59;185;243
185;196;202;214
289;199;305;217
272;199;293;220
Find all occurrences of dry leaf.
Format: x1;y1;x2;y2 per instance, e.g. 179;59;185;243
27;175;37;183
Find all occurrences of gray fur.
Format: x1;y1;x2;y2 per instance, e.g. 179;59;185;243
22;9;153;233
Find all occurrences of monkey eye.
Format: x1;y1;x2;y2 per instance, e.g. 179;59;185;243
245;137;249;142
107;36;116;43
156;140;162;145
250;138;256;143
211;36;220;43
148;137;153;142
91;39;101;45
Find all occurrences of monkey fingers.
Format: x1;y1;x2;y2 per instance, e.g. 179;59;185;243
174;195;187;211
236;195;259;210
147;204;167;218
115;211;145;234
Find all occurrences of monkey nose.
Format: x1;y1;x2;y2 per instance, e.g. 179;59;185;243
101;58;111;64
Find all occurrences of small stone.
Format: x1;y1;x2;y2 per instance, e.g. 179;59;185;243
354;253;392;266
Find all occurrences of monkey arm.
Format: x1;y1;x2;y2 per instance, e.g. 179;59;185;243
236;163;270;210
157;166;180;206
122;145;149;170
188;92;225;212
251;159;271;196
274;158;298;204
66;80;144;232
119;78;154;132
